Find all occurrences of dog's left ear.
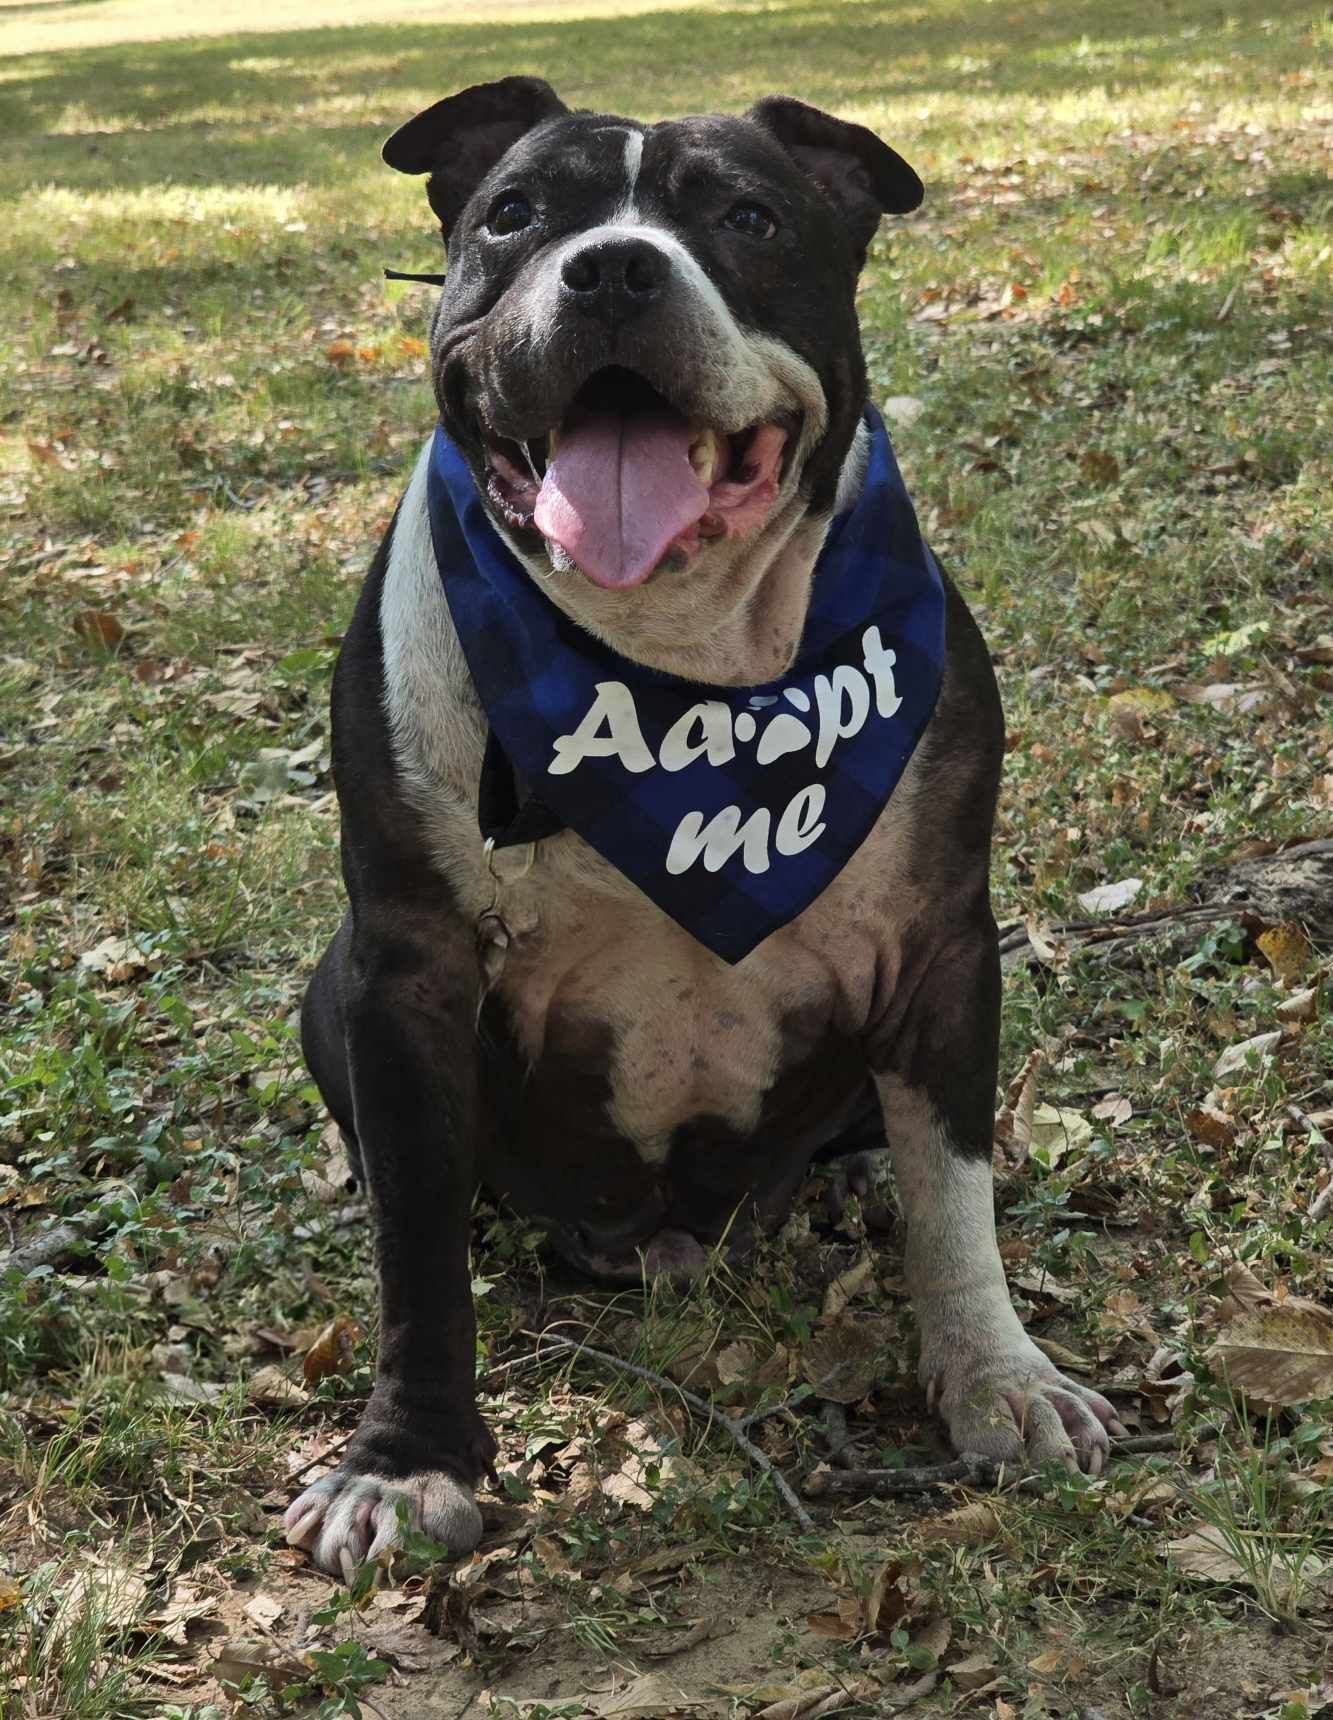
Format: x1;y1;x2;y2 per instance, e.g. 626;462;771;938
746;96;922;261
383;75;569;240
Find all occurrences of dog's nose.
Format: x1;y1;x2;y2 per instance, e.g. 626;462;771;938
559;237;666;323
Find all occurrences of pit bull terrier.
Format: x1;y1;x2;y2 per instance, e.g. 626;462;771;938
286;76;1122;1578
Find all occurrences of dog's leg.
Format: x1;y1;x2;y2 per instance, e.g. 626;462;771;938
285;907;494;1579
872;924;1124;1472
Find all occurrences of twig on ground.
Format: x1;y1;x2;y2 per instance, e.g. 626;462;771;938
805;1455;1017;1499
734;1390;810;1434
533;1330;814;1532
805;1425;1225;1499
0;1172;147;1276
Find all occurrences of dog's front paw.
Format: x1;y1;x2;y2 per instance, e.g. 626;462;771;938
285;1467;482;1580
924;1340;1125;1476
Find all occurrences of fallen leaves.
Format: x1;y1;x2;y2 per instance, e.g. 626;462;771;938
994;1049;1042;1172
1163;1524;1330;1602
73;608;125;650
1076;876;1143;914
799;1314;896;1403
1256;922;1312;984
1209;1300;1333;1408
302;1315;360;1387
1212;1028;1283;1080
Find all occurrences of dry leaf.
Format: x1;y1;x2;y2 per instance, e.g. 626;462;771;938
53;1565;149;1635
79;936;147;981
302;1316;359;1387
1222;1259;1276;1312
916;1501;1002;1545
947;1650;999;1691
250;1364;310;1408
1076;876;1143;914
1031;1335;1094;1372
1276;987;1318;1024
1209;1302;1333;1407
1213;1030;1282;1080
800;1313;894;1403
1257;923;1312;985
73;609;125;650
1029;1102;1093;1166
822;1256;875;1318
913;1614;952;1662
147;1581;219;1646
994;1050;1042;1171
642;1617;710;1658
242;1593;285;1634
213;1636;312;1692
1185;1105;1236;1149
0;1577;19;1615
714;1339;758;1386
324;339;356;365
584;1672;705;1716
882;395;925;427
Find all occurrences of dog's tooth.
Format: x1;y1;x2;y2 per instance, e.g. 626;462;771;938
547;427;560;457
689;429;718;479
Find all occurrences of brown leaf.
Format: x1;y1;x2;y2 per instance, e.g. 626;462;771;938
1209;1302;1333;1407
1079;449;1120;484
947;1649;999;1691
324;339;357;365
916;1501;1002;1546
249;1364;310;1408
147;1581;219;1646
994;1049;1042;1172
800;1313;894;1403
1185;1105;1236;1150
714;1339;758;1386
302;1316;360;1387
641;1617;711;1658
822;1256;875;1318
73;609;125;650
1031;1335;1094;1372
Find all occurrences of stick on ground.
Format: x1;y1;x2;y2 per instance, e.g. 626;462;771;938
535;1330;815;1532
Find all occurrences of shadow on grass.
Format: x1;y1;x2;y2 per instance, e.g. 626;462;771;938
0;0;1316;200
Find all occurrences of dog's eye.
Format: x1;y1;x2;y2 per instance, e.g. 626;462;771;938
722;201;777;240
488;192;533;236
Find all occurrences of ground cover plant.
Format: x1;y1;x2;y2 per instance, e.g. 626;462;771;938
1;0;1331;1714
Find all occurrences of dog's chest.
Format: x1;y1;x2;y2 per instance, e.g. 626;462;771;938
378;444;912;1157
478;836;897;1160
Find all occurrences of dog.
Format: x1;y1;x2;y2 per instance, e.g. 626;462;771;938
286;76;1122;1578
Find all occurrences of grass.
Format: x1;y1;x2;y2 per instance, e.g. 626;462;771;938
1;0;1331;1714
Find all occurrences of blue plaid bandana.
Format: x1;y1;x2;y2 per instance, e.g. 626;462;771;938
426;406;945;964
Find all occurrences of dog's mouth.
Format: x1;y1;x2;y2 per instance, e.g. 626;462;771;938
481;367;797;590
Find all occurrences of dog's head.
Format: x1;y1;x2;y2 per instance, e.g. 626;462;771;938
385;77;921;679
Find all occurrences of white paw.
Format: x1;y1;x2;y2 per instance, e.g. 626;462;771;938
924;1341;1126;1476
285;1468;482;1580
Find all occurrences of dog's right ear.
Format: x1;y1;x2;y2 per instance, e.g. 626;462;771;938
383;76;568;241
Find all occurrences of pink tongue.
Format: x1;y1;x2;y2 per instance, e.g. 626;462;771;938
533;410;709;589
